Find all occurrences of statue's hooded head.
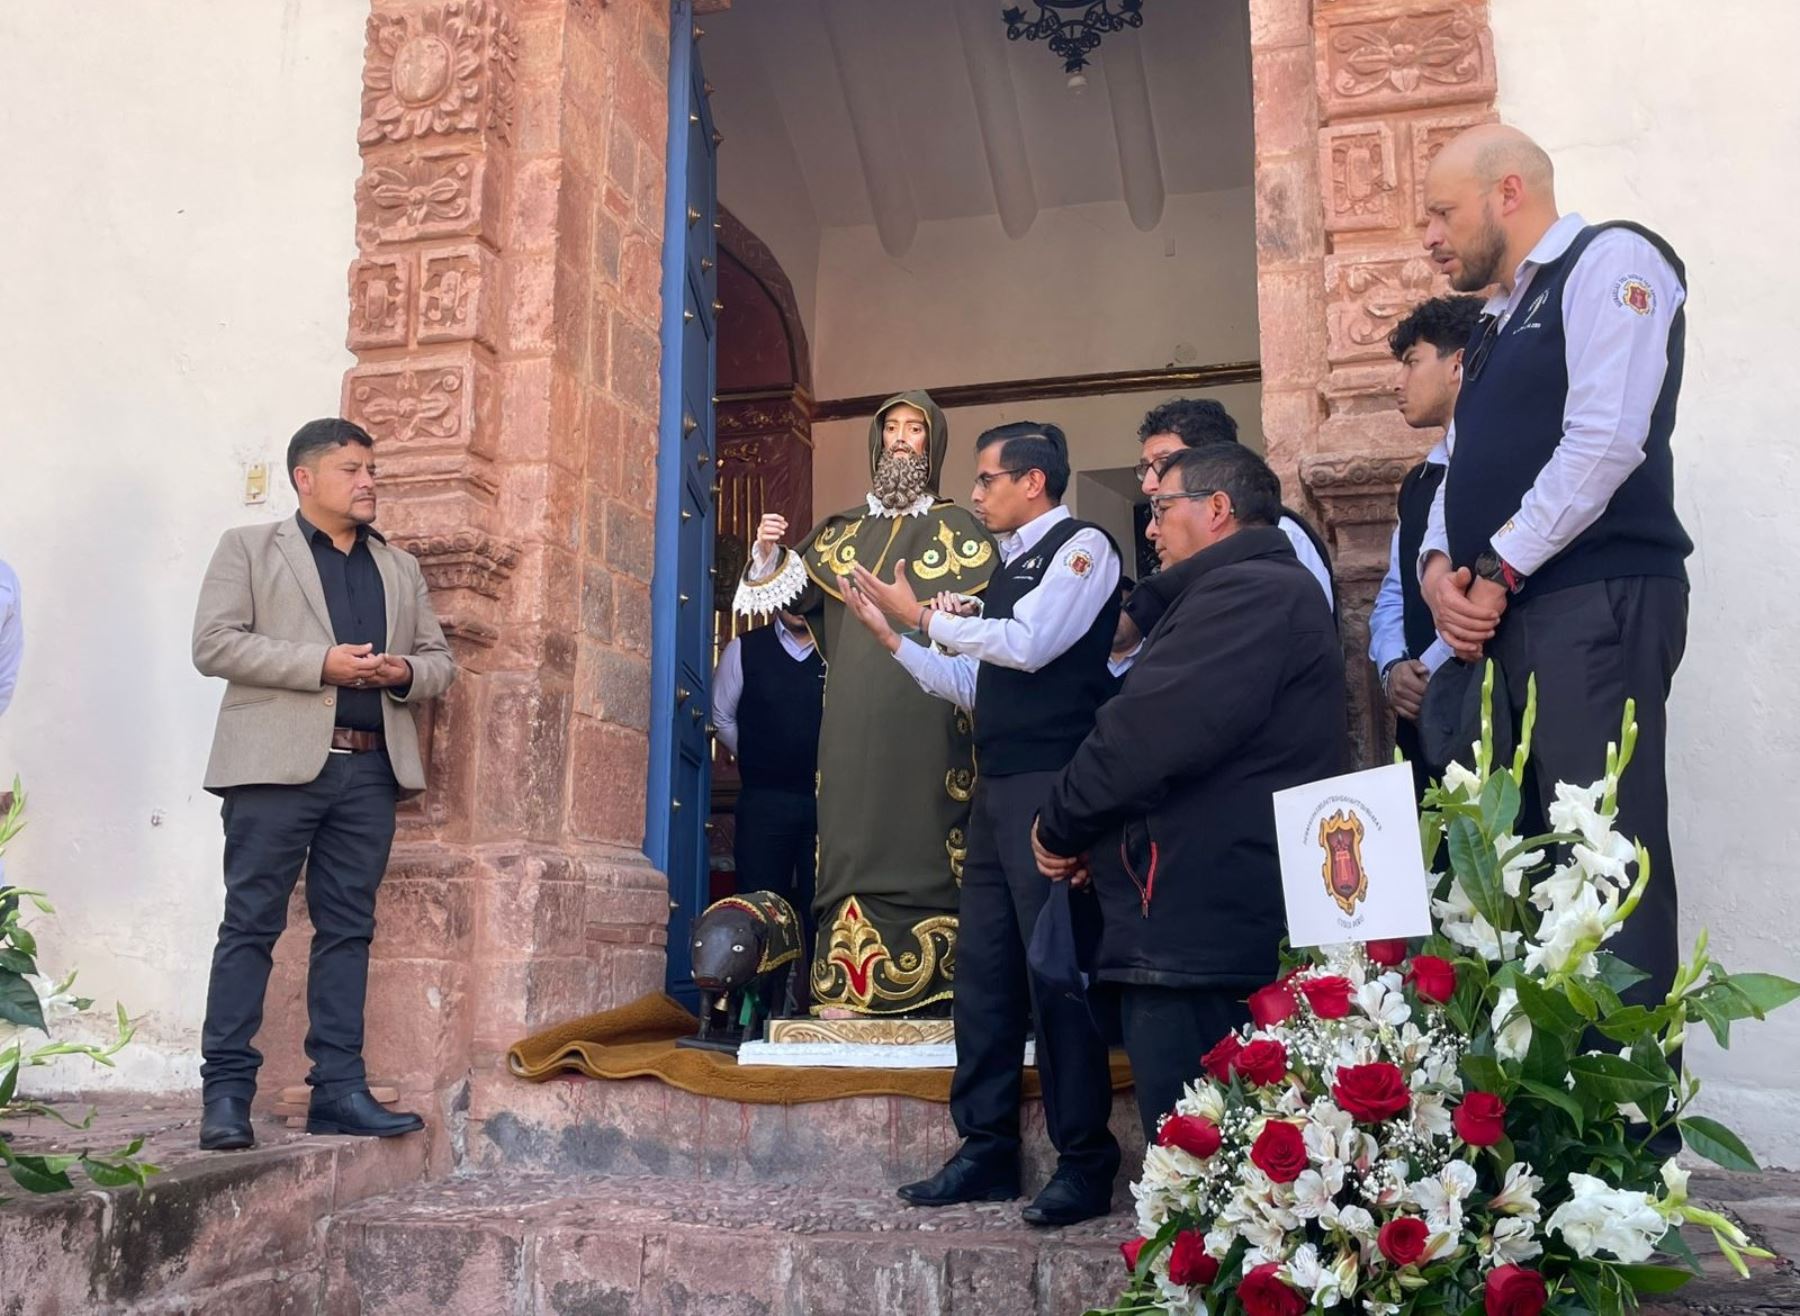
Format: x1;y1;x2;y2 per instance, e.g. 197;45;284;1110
866;390;948;510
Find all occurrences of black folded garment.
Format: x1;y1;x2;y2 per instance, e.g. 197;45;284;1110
1417;656;1514;779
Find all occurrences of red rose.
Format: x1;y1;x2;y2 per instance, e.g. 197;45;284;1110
1408;955;1458;1004
1453;1092;1508;1147
1484;1265;1548;1316
1201;1032;1244;1082
1299;975;1355;1019
1377;1216;1431;1267
1332;1062;1412;1122
1120;1236;1146;1271
1158;1114;1223;1159
1248;1119;1308;1184
1234;1039;1289;1086
1248;980;1298;1027
1238;1262;1307;1316
1366;938;1409;967
1167;1230;1219;1288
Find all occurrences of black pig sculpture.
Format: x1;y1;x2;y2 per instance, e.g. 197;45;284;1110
677;890;803;1054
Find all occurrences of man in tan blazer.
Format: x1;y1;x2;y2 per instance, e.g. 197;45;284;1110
192;418;455;1150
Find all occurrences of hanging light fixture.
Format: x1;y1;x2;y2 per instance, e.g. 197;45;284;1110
1001;1;1145;77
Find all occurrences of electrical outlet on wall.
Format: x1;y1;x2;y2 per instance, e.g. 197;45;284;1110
244;462;269;505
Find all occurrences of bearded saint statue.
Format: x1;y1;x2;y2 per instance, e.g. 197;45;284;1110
736;392;996;1016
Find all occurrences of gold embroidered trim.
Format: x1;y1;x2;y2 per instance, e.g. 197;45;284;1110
809;896;958;1012
913;522;994;581
947;827;967;883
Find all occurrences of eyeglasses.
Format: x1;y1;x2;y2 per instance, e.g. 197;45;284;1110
1133;451;1179;483
973;468;1030;491
1147;488;1219;523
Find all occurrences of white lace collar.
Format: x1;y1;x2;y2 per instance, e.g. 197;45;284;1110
865;491;936;519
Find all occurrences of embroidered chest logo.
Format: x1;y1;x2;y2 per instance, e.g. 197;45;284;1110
1318;809;1370;916
1615;276;1655;315
1511;288;1551;333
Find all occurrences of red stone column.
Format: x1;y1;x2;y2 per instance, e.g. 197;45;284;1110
1249;0;1499;764
254;0;674;1162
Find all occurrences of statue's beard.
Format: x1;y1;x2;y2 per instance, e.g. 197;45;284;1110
871;448;931;510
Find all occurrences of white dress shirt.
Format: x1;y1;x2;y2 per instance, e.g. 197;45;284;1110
1369;437;1453;676
1419;212;1686;579
893;505;1121;712
710;624;815;758
1279;515;1335;611
0;559;21;718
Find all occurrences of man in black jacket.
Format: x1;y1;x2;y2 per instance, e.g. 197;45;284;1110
1031;443;1349;1137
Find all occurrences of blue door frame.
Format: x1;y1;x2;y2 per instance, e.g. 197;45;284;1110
646;2;719;1007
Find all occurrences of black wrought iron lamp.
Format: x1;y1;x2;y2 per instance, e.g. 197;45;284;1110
1001;0;1145;77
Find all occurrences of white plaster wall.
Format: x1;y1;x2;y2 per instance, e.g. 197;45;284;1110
1492;0;1800;1166
0;2;365;1090
809;189;1263;515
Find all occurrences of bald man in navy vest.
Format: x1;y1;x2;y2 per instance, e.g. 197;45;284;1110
1417;124;1690;1020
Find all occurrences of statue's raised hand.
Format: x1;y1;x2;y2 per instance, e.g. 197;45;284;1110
755;513;788;550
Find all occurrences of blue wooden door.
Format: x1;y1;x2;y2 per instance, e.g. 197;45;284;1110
647;2;718;1004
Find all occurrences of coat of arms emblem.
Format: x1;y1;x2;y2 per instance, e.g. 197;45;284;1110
1317;809;1370;916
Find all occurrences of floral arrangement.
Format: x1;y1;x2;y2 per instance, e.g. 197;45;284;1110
1101;680;1798;1316
0;781;158;1197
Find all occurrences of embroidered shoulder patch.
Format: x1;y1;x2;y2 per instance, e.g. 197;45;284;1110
1614;276;1655;316
1064;547;1094;578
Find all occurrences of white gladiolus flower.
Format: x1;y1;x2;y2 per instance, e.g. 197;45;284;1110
1434;879;1521;961
1547;779;1611;848
1524;883;1614;976
1481;1216;1545;1266
1494;833;1545;897
1491;987;1533;1062
1442;759;1481;799
1546;1174;1669;1262
1488;1162;1545;1220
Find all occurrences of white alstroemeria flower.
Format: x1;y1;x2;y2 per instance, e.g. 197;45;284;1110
1491;987;1533;1062
1442;759;1481;800
1488;1162;1545;1220
1421;1229;1460;1263
1332;1249;1361;1302
1411;1091;1454;1139
1292;1165;1346;1219
1283;1244;1345;1311
1364;1301;1402;1316
1493;832;1545;898
1205;1227;1236;1260
1546;1174;1669;1262
1356;977;1412;1028
1480;1216;1545;1267
1411;1160;1478;1233
1178;1080;1227;1123
1152;1270;1208;1316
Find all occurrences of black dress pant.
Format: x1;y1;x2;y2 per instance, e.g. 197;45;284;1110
200;750;398;1103
1490;576;1687;1007
951;773;1120;1179
733;785;817;947
1117;985;1251;1138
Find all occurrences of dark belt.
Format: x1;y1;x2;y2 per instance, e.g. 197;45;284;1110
330;727;386;753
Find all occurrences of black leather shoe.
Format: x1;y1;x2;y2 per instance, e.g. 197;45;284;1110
1021;1166;1114;1228
898;1154;1021;1207
306;1089;425;1138
199;1097;254;1151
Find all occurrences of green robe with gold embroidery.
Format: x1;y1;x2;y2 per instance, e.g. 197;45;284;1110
734;391;995;1015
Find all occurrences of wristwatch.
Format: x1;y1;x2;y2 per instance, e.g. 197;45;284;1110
1379;657;1403;697
1473;549;1524;594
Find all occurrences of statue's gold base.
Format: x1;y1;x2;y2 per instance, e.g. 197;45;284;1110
764;1017;954;1046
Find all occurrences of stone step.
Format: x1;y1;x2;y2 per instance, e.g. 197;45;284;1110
467;1071;1146;1197
320;1170;1136;1316
0;1097;427;1315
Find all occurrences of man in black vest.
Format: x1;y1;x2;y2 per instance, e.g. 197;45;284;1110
1419;124;1691;1009
844;422;1122;1228
1369;294;1483;795
711;610;825;943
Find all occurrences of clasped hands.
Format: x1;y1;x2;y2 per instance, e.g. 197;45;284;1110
322;643;411;690
1422;556;1509;662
